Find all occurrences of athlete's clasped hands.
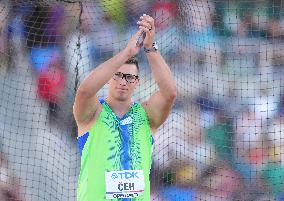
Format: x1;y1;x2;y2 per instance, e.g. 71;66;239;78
125;14;156;57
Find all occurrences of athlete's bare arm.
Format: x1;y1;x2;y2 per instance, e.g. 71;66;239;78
139;15;177;132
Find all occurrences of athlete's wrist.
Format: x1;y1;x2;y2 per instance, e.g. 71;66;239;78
121;48;134;61
144;42;158;53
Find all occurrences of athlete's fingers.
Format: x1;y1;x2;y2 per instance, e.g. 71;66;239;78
137;20;152;30
140;14;155;31
138;26;151;34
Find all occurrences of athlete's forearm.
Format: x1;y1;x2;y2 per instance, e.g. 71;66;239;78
77;48;131;98
146;51;177;100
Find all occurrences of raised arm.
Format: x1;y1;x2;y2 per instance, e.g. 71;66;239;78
139;15;177;132
73;29;143;125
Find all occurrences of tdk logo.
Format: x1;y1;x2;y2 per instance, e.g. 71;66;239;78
111;173;119;179
111;171;139;180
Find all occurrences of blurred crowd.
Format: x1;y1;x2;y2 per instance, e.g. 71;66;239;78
1;0;284;200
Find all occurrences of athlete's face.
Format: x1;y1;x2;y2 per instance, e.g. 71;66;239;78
108;64;139;101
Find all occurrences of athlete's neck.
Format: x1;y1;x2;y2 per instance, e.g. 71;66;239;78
105;97;132;118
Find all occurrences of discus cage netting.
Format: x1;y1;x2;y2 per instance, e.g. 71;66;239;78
1;0;284;200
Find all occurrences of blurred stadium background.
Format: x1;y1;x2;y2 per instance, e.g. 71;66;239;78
1;0;284;200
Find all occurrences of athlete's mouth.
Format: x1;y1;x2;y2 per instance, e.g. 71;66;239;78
116;88;128;91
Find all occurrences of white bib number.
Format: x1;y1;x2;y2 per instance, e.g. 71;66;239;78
105;170;144;199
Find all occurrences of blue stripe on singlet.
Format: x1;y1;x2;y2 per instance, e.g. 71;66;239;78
118;123;131;201
118;118;132;170
77;132;89;156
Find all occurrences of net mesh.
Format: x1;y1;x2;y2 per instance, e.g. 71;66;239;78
1;0;284;200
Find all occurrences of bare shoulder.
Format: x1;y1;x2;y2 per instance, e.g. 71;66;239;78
141;100;150;113
141;100;153;122
77;105;102;137
141;92;175;131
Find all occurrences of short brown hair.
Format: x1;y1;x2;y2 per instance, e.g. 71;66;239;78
125;56;139;72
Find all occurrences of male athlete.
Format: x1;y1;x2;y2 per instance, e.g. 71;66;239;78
74;14;176;201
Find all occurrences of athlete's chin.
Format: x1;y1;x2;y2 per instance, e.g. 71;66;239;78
115;95;129;102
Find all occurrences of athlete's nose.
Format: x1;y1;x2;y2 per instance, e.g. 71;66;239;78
118;77;127;85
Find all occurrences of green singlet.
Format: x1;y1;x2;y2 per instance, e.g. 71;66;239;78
77;100;153;201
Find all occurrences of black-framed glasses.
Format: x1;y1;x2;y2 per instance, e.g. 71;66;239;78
113;72;139;83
